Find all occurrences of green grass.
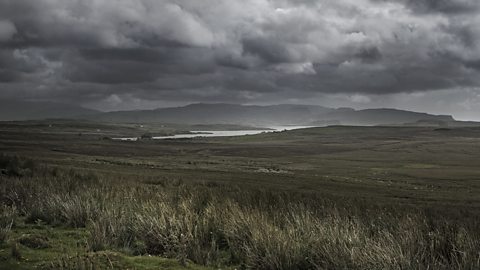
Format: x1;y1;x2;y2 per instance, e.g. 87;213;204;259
0;219;213;269
1;122;480;269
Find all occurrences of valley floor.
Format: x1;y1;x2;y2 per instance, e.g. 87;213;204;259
0;121;479;269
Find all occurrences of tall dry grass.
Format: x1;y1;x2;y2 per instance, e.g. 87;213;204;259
0;204;16;244
1;156;479;269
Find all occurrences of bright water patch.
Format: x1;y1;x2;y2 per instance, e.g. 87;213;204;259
114;126;315;141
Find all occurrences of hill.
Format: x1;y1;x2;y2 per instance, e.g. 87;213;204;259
85;103;457;126
85;103;332;126
317;108;455;126
1;101;469;127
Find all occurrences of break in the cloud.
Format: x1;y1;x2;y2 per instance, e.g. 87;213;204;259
0;0;479;119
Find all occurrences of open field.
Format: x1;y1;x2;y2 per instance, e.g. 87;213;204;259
1;121;480;269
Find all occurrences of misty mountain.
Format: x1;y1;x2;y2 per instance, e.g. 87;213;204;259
0;101;461;126
87;103;333;126
0;100;98;121
83;103;456;126
317;108;455;126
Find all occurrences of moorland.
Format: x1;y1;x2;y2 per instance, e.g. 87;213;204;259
1;120;479;269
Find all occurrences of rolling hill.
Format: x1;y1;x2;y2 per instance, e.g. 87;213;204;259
1;101;468;127
83;103;457;126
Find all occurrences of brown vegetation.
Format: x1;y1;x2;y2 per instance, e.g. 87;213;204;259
1;156;479;269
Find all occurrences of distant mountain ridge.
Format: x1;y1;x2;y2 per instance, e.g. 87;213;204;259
88;103;334;126
83;103;457;127
0;101;466;127
318;108;454;126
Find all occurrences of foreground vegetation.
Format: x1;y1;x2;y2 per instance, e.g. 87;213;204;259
1;122;480;269
0;155;479;269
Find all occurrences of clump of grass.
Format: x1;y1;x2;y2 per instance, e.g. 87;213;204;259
0;205;17;243
24;188;101;227
18;234;51;249
11;242;22;260
44;251;119;270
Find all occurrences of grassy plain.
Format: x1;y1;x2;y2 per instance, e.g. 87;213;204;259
0;121;479;269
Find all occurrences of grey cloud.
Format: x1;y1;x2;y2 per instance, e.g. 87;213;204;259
354;47;383;63
0;48;54;82
0;0;214;49
372;0;480;14
0;0;479;112
404;0;479;14
465;60;480;70
0;69;19;82
0;20;16;42
242;37;293;64
62;47;217;84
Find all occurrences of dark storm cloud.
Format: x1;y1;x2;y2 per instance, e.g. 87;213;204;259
63;47;217;84
0;0;479;109
382;0;480;14
354;47;382;63
242;37;293;64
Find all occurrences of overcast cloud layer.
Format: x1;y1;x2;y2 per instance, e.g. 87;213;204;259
0;0;480;119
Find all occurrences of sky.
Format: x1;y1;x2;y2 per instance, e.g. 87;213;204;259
0;0;480;120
